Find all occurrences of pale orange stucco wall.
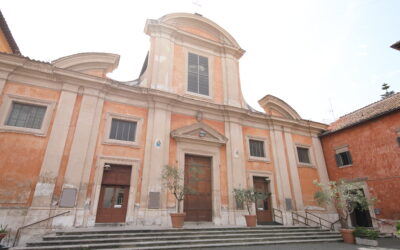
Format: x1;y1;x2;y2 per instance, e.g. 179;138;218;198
87;101;148;204
0;82;60;207
0;29;13;54
178;26;220;43
292;133;320;206
172;45;185;95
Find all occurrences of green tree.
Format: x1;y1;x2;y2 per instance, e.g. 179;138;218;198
161;165;200;213
233;187;269;215
313;180;376;229
381;83;395;99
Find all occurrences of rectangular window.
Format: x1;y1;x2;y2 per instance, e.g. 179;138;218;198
188;52;209;96
6;102;47;129
335;151;352;167
297;147;311;164
109;119;137;142
249;139;265;158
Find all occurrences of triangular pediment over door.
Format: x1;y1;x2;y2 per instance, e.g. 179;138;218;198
170;122;228;146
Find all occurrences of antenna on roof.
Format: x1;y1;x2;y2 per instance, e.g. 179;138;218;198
192;0;203;15
328;98;336;122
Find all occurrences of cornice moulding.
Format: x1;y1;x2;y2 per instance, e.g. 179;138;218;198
0;53;327;134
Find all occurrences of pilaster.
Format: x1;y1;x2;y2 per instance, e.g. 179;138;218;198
269;125;293;223
139;101;171;225
224;115;246;224
283;129;304;211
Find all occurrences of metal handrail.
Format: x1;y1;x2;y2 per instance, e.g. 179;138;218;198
305;211;333;224
292;211;332;230
370;217;396;226
13;211;70;247
305;211;337;231
330;219;340;230
273;208;283;224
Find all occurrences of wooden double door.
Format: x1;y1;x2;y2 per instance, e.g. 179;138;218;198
184;155;212;222
253;176;273;224
96;164;131;223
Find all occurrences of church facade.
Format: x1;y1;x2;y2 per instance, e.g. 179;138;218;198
0;13;337;233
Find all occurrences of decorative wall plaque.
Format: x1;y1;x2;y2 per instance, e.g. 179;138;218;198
285;198;292;211
148;192;160;209
59;188;77;208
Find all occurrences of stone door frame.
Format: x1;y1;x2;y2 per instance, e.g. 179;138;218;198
247;170;277;216
176;141;222;225
88;155;140;226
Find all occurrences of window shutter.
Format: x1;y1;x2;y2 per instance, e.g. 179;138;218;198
6;102;47;129
297;147;310;164
335;154;342;166
188;72;198;93
187;53;209;96
346;151;352;165
110;119;137;142
249;139;265;158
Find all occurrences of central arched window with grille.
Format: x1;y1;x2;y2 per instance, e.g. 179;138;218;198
188;52;209;96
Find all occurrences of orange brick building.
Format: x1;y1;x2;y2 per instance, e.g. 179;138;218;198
320;92;400;228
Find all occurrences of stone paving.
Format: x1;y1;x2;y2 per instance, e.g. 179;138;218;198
196;238;400;250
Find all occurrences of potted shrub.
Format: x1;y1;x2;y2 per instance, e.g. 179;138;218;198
233;187;268;227
396;221;400;238
353;227;379;246
313;180;376;244
161;165;198;228
0;225;8;243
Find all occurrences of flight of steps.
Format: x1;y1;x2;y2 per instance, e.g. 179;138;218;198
13;225;343;250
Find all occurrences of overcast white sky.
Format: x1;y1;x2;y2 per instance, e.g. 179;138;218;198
2;0;400;123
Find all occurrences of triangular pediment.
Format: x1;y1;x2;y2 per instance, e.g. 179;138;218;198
170;122;228;145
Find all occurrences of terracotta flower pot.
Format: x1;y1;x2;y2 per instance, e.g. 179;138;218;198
244;215;257;227
170;213;186;228
0;232;7;242
340;228;355;244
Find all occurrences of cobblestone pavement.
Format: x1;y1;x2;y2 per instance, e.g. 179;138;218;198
196;238;400;250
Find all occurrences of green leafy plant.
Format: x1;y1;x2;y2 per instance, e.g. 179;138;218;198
233;187;269;215
396;221;400;235
313;180;376;229
353;227;379;240
161;165;200;213
0;224;7;234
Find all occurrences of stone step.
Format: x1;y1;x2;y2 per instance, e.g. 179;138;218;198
42;230;339;241
30;232;341;246
104;238;343;250
46;228;331;240
55;226;327;235
14;237;343;250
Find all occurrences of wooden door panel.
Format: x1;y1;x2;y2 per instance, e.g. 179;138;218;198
184;155;212;222
96;185;129;223
253;177;273;223
96;164;131;223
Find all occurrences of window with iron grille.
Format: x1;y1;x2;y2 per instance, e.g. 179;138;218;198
109;119;137;142
6;102;47;129
296;147;311;164
249;139;265;158
335;151;352;167
188;52;209;96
